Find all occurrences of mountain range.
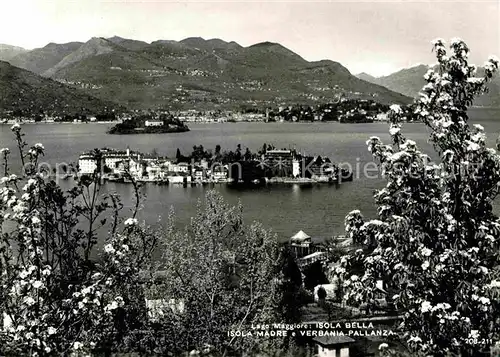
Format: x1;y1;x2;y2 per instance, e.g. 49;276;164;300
357;64;500;107
2;36;411;112
0;44;28;62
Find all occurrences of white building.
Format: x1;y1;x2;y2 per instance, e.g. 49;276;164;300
145;120;164;127
170;162;190;173
168;175;191;184
376;113;389;121
104;151;131;172
313;335;355;357
212;165;228;181
78;154;98;174
292;159;301;177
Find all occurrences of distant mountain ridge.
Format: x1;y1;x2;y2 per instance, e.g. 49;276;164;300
0;44;28;62
4;36;411;109
9;42;83;75
357;64;500;107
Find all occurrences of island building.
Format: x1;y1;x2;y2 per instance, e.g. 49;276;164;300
262;150;340;180
144;120;164;127
77;147;345;184
78;148;140;175
78;148;229;183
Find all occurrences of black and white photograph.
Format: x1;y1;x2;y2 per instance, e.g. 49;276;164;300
0;0;499;356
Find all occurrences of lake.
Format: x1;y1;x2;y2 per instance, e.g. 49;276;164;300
1;108;500;242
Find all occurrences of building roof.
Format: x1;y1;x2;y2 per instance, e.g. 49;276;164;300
313;335;355;346
266;149;292;154
290;230;310;242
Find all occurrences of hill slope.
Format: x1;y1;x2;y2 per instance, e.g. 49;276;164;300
9;42;83;74
364;65;429;98
356;72;377;82
43;37;121;77
0;44;27;62
0;61;117;115
361;64;500;107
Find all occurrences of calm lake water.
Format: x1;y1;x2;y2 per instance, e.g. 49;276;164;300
1;108;500;242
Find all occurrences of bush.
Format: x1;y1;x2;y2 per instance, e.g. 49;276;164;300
0;125;158;355
340;38;500;357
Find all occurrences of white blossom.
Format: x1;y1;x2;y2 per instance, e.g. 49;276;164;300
421;261;430;271
378;343;389;350
124;217;138;226
487;280;500;288
73;341;84;350
431;38;445;46
389;126;401;135
408;335;423;343
390;104;402;114
469;330;480;339
420;247;432;257
32;280;43;289
479;297;490;305
421;301;432;313
104;244;115;254
24;297;36;306
488;55;499;65
105;301;119;311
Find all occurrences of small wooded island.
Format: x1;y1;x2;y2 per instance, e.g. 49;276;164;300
107;113;189;134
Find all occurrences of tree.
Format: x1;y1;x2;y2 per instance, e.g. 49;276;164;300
0;125;159;356
235;144;242;162
274;245;303;325
244;148;252;161
155;191;282;355
341;39;500;357
317;286;327;301
303;261;329;291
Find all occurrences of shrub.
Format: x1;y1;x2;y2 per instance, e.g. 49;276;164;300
340;38;500;357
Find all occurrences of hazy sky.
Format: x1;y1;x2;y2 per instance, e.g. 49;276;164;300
1;0;499;76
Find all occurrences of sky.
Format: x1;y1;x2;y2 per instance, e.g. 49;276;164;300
1;0;499;76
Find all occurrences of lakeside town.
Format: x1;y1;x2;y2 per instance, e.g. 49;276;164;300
76;144;354;185
0;98;418;125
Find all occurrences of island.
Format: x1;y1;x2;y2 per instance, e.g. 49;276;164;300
107;113;189;134
76;143;353;186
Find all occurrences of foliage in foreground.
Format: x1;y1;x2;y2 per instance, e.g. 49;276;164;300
0;126;290;356
134;191;284;356
0;125;159;356
340;39;500;356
